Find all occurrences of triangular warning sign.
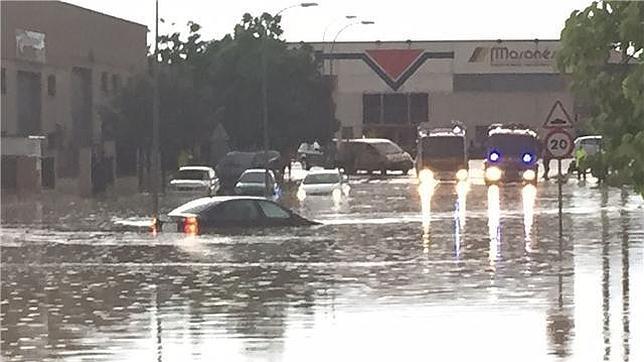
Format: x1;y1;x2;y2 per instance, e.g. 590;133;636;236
365;49;423;81
543;100;573;128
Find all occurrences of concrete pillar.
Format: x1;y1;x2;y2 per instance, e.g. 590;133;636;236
16;156;41;194
78;147;92;197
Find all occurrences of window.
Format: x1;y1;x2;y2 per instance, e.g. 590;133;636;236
362;93;429;125
111;74;121;92
214;200;259;222
409;93;428;123
363;94;381;124
101;72;108;93
1;68;5;94
257;201;290;219
47;75;56;96
341;126;354;139
383;94;407;124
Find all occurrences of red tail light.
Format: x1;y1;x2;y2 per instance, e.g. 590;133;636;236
183;217;199;235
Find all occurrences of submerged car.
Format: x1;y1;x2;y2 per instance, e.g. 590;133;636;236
297;168;349;201
234;169;280;197
168;196;318;233
416;124;468;182
484;124;539;185
169;166;219;195
216;151;282;191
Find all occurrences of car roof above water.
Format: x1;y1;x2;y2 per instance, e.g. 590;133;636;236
169;196;268;215
179;166;214;171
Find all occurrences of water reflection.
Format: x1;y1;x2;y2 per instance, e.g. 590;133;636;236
601;190;611;360
620;190;631;362
487;185;501;267
453;181;469;258
418;176;436;251
522;184;537;252
2;173;643;361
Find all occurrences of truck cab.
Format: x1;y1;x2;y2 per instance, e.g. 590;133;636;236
415;124;468;182
484;124;539;185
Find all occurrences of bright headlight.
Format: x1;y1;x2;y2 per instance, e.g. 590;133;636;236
522;169;536;181
419;169;434;183
485;166;502;182
296;188;306;201
456;169;468;181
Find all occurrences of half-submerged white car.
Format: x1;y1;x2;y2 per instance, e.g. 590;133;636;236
297;168;349;202
169;166;220;196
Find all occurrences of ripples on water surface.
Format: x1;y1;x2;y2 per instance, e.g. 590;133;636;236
1;172;643;361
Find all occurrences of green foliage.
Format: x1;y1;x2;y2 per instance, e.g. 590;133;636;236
109;14;335;169
557;1;644;194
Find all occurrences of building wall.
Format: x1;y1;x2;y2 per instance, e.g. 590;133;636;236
311;39;575;149
1;1;147;193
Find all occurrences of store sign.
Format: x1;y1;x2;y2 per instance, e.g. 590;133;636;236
469;45;556;66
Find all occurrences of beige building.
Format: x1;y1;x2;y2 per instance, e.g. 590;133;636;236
313;39;579;152
1;1;147;195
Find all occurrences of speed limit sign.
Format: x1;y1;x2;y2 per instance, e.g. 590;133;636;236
545;128;574;159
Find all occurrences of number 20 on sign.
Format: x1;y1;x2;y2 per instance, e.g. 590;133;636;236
545;128;574;159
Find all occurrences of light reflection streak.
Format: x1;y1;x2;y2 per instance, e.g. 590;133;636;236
418;177;436;253
487;185;501;267
454;181;469;258
522;184;537;252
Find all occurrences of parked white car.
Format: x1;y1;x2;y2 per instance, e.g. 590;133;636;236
297;168;349;202
169;166;219;196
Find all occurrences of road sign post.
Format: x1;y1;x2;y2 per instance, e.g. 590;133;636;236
545;127;574;237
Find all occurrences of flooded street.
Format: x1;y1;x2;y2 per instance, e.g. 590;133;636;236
1;164;643;361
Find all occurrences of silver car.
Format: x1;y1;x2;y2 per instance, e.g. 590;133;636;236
169;166;220;196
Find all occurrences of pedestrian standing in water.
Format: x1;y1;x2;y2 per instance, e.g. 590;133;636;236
542;142;551;181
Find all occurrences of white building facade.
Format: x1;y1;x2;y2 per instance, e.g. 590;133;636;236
313;39;578;152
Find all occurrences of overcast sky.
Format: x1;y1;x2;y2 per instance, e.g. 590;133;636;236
66;0;593;45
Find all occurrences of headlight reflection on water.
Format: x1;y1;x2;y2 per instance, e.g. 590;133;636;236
418;174;436;253
522;184;537;251
487;185;501;267
454;181;469;258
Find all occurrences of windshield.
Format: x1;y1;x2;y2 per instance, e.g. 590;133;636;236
487;134;538;155
176;170;208;180
239;172;267;183
303;173;341;184
421;136;465;158
369;141;403;154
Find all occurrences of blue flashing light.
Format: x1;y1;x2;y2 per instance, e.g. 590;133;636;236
489;150;500;162
522;153;533;164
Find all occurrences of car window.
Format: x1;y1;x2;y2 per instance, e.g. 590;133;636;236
176;170;208;180
239;172;270;183
303;173;341;184
257;200;290;219
211;200;259;222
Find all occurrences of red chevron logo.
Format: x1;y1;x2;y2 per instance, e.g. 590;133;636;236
365;49;424;81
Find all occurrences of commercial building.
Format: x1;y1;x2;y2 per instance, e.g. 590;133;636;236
313;39;582;153
1;1;147;195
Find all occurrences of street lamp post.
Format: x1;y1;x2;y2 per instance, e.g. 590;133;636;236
151;0;161;228
327;20;374;143
322;15;357;52
329;20;374;76
261;2;318;196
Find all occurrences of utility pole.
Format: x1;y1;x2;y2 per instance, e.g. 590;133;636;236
262;30;270;197
151;0;161;225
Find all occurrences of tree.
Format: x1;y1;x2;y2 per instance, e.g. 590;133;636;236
557;1;644;194
208;13;336;152
108;13;336;176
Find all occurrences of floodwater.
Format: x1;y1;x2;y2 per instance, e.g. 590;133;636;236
1;163;643;361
